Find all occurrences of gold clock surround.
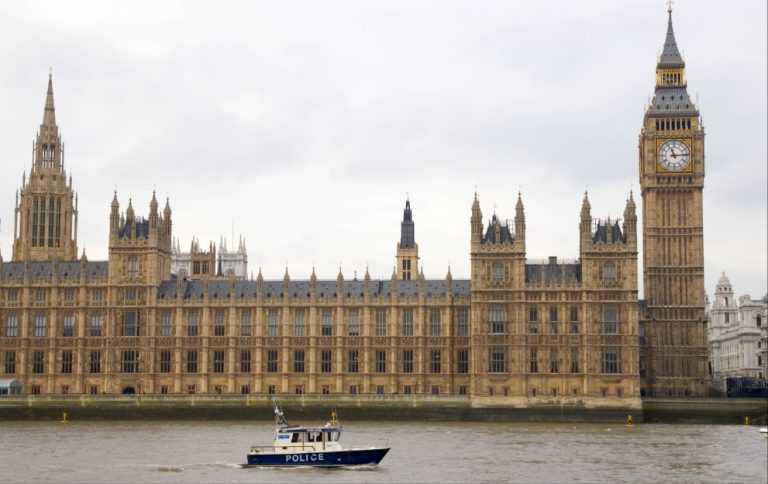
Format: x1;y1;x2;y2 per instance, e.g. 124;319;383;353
656;138;693;173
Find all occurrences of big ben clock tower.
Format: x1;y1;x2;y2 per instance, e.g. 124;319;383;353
639;5;708;397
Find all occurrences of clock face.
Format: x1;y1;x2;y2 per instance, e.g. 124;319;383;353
658;139;691;171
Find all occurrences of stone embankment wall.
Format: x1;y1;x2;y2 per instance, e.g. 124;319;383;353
0;395;764;424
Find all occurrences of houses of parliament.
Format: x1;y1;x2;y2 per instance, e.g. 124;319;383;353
0;8;708;405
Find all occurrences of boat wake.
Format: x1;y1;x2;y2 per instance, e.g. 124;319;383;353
148;461;244;472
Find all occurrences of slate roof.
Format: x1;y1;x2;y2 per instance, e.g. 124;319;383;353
525;261;581;284
119;217;150;239
592;220;626;244
647;87;697;117
482;215;514;244
0;261;108;279
659;10;684;67
156;279;471;299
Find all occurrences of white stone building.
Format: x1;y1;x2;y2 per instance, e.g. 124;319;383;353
170;236;248;280
707;273;767;391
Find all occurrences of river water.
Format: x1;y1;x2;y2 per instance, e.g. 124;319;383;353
1;420;765;483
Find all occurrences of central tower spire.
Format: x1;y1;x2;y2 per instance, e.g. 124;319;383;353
395;197;419;280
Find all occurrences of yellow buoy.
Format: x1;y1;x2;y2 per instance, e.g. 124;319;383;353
744;416;750;426
626;414;634;427
61;411;68;423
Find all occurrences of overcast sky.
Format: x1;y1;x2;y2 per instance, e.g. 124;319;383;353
0;1;765;300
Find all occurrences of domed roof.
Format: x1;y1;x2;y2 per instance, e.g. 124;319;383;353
717;272;731;287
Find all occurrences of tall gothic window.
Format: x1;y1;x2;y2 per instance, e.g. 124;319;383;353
457;349;469;374
6;315;18;337
603;262;617;283
186;350;198;373
123;311;139;337
321;349;332;373
34;314;46;337
62;315;75;337
267;310;279;337
490;307;507;334
294;350;305;373
430;350;441;374
402;308;414;336
602;306;619;334
89;351;101;374
90;314;103;337
61;350;73;373
456;308;469;337
159;311;172;337
375;309;387;337
529;307;538;334
159;351;171;373
266;350;278;373
489;347;506;373
122;350;139;373
240;310;252;337
347;310;360;336
294;310;305;337
403;350;414;373
127;256;139;279
240;350;251;373
321;309;333;336
602;347;620;374
429;309;441;337
212;350;225;373
214;310;225;337
375;350;386;373
347;350;359;373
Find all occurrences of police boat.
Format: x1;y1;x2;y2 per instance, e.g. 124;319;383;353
246;405;389;467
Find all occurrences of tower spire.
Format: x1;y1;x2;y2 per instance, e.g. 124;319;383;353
659;3;684;67
42;71;57;127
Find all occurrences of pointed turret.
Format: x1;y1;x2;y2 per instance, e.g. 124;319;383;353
109;191;120;241
514;192;526;248
150;190;158;215
471;192;482;240
623;191;637;246
580;192;592;253
163;198;172;237
126;198;135;221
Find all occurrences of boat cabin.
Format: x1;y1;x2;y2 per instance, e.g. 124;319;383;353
276;426;341;446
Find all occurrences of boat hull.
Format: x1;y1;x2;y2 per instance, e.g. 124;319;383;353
247;447;389;467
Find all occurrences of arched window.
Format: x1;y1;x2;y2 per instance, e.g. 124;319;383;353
757;315;762;327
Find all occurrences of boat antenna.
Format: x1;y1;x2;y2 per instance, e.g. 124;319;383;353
273;401;290;428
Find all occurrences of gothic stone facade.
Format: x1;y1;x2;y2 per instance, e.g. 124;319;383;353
0;9;706;406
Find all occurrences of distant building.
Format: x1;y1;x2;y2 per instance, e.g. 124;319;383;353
707;273;767;392
171;237;248;280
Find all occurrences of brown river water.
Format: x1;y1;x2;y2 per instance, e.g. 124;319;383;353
0;420;766;483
